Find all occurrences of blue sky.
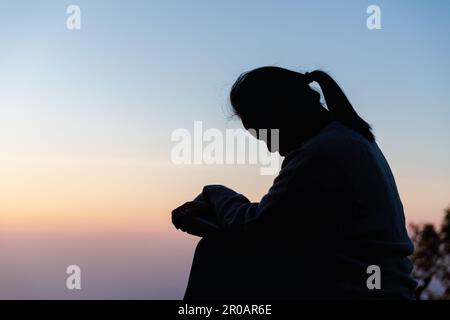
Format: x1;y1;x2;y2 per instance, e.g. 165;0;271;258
2;1;449;160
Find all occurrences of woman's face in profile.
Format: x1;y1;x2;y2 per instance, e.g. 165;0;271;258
240;113;282;154
239;100;310;156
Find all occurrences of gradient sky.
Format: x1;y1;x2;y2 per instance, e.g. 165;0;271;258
0;0;449;299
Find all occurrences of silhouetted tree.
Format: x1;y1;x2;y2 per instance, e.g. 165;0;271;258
411;206;450;299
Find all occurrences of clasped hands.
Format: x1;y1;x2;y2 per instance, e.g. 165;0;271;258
171;195;220;237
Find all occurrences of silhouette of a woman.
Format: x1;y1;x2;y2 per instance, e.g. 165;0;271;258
172;67;417;299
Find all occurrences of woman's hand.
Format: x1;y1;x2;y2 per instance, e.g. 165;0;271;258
171;200;219;237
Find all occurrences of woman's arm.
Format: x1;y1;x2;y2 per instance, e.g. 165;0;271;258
201;155;304;236
173;147;342;237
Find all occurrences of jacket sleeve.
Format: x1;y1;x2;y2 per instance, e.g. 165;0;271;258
201;150;316;236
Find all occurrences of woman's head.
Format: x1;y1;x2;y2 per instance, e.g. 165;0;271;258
230;66;374;154
230;67;321;131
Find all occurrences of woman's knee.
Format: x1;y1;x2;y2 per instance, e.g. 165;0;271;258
194;236;227;259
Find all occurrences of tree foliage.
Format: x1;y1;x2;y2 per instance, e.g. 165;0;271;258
410;206;450;299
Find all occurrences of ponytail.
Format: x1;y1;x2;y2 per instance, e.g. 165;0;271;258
304;71;375;142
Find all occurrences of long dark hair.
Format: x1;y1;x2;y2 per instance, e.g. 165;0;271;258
230;67;375;142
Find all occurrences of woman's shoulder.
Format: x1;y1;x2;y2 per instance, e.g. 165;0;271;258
307;121;373;153
285;121;375;167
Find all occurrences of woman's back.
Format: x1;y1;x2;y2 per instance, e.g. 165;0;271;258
273;121;416;299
